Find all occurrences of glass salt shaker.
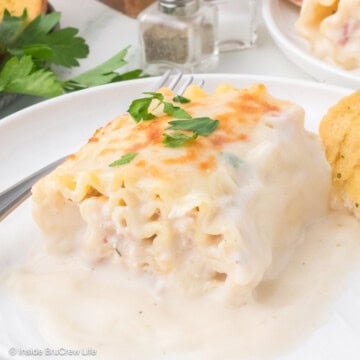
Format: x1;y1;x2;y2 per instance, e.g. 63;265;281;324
204;0;258;52
138;0;219;75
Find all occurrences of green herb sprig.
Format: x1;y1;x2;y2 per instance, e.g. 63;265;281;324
173;95;191;104
109;152;138;167
167;117;219;136
0;55;62;96
127;92;192;122
0;10;146;98
127;92;219;149
109;93;219;166
164;117;219;147
163;132;198;148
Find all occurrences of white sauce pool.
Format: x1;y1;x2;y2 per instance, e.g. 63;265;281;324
3;211;360;360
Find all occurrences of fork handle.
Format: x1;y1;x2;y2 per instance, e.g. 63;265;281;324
0;156;67;221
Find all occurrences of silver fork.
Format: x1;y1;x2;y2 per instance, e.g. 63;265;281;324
0;71;204;221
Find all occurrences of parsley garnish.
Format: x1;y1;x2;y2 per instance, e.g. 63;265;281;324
162;133;198;148
163;102;191;119
173;95;191;104
65;47;129;89
127;91;191;122
109;152;138;167
0;10;27;50
3;11;88;67
64;48;147;92
127;92;165;122
0;12;145;98
162;118;219;147
127;97;157;122
167;117;219;136
114;69;147;81
126;93;218;149
0;55;62;97
143;92;164;101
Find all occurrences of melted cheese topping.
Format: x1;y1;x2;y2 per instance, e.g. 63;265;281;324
31;84;330;303
296;0;360;70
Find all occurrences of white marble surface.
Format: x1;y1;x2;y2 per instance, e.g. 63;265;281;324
0;0;312;118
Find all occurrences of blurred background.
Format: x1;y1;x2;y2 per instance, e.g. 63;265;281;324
100;0;155;17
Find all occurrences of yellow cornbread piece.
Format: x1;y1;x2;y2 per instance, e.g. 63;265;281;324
0;0;47;22
319;91;360;218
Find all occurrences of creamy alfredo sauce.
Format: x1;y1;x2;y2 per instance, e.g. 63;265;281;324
4;211;360;360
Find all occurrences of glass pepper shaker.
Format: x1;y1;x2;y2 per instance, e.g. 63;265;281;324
138;0;219;75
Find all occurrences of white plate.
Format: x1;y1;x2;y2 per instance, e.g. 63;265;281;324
0;75;357;360
262;0;360;89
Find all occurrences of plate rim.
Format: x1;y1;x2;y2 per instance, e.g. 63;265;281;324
0;73;352;130
262;0;360;84
0;73;359;359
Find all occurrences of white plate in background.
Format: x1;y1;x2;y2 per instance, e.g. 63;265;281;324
262;0;360;89
1;75;358;360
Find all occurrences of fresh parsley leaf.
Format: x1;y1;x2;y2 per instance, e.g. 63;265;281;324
162;117;218;148
0;54;31;83
13;12;61;46
128;97;155;122
127;92;164;122
143;92;164;102
113;69;148;81
173;95;190;104
60;80;87;92
63;50;146;92
0;12;145;98
162;132;197;148
9;43;53;61
109;152;138;167
40;27;89;67
163;102;191;119
127;92;193;123
67;47;129;87
9;12;89;67
0;10;27;52
0;55;63;97
167;117;219;136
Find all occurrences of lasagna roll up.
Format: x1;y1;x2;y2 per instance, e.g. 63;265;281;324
32;84;330;303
